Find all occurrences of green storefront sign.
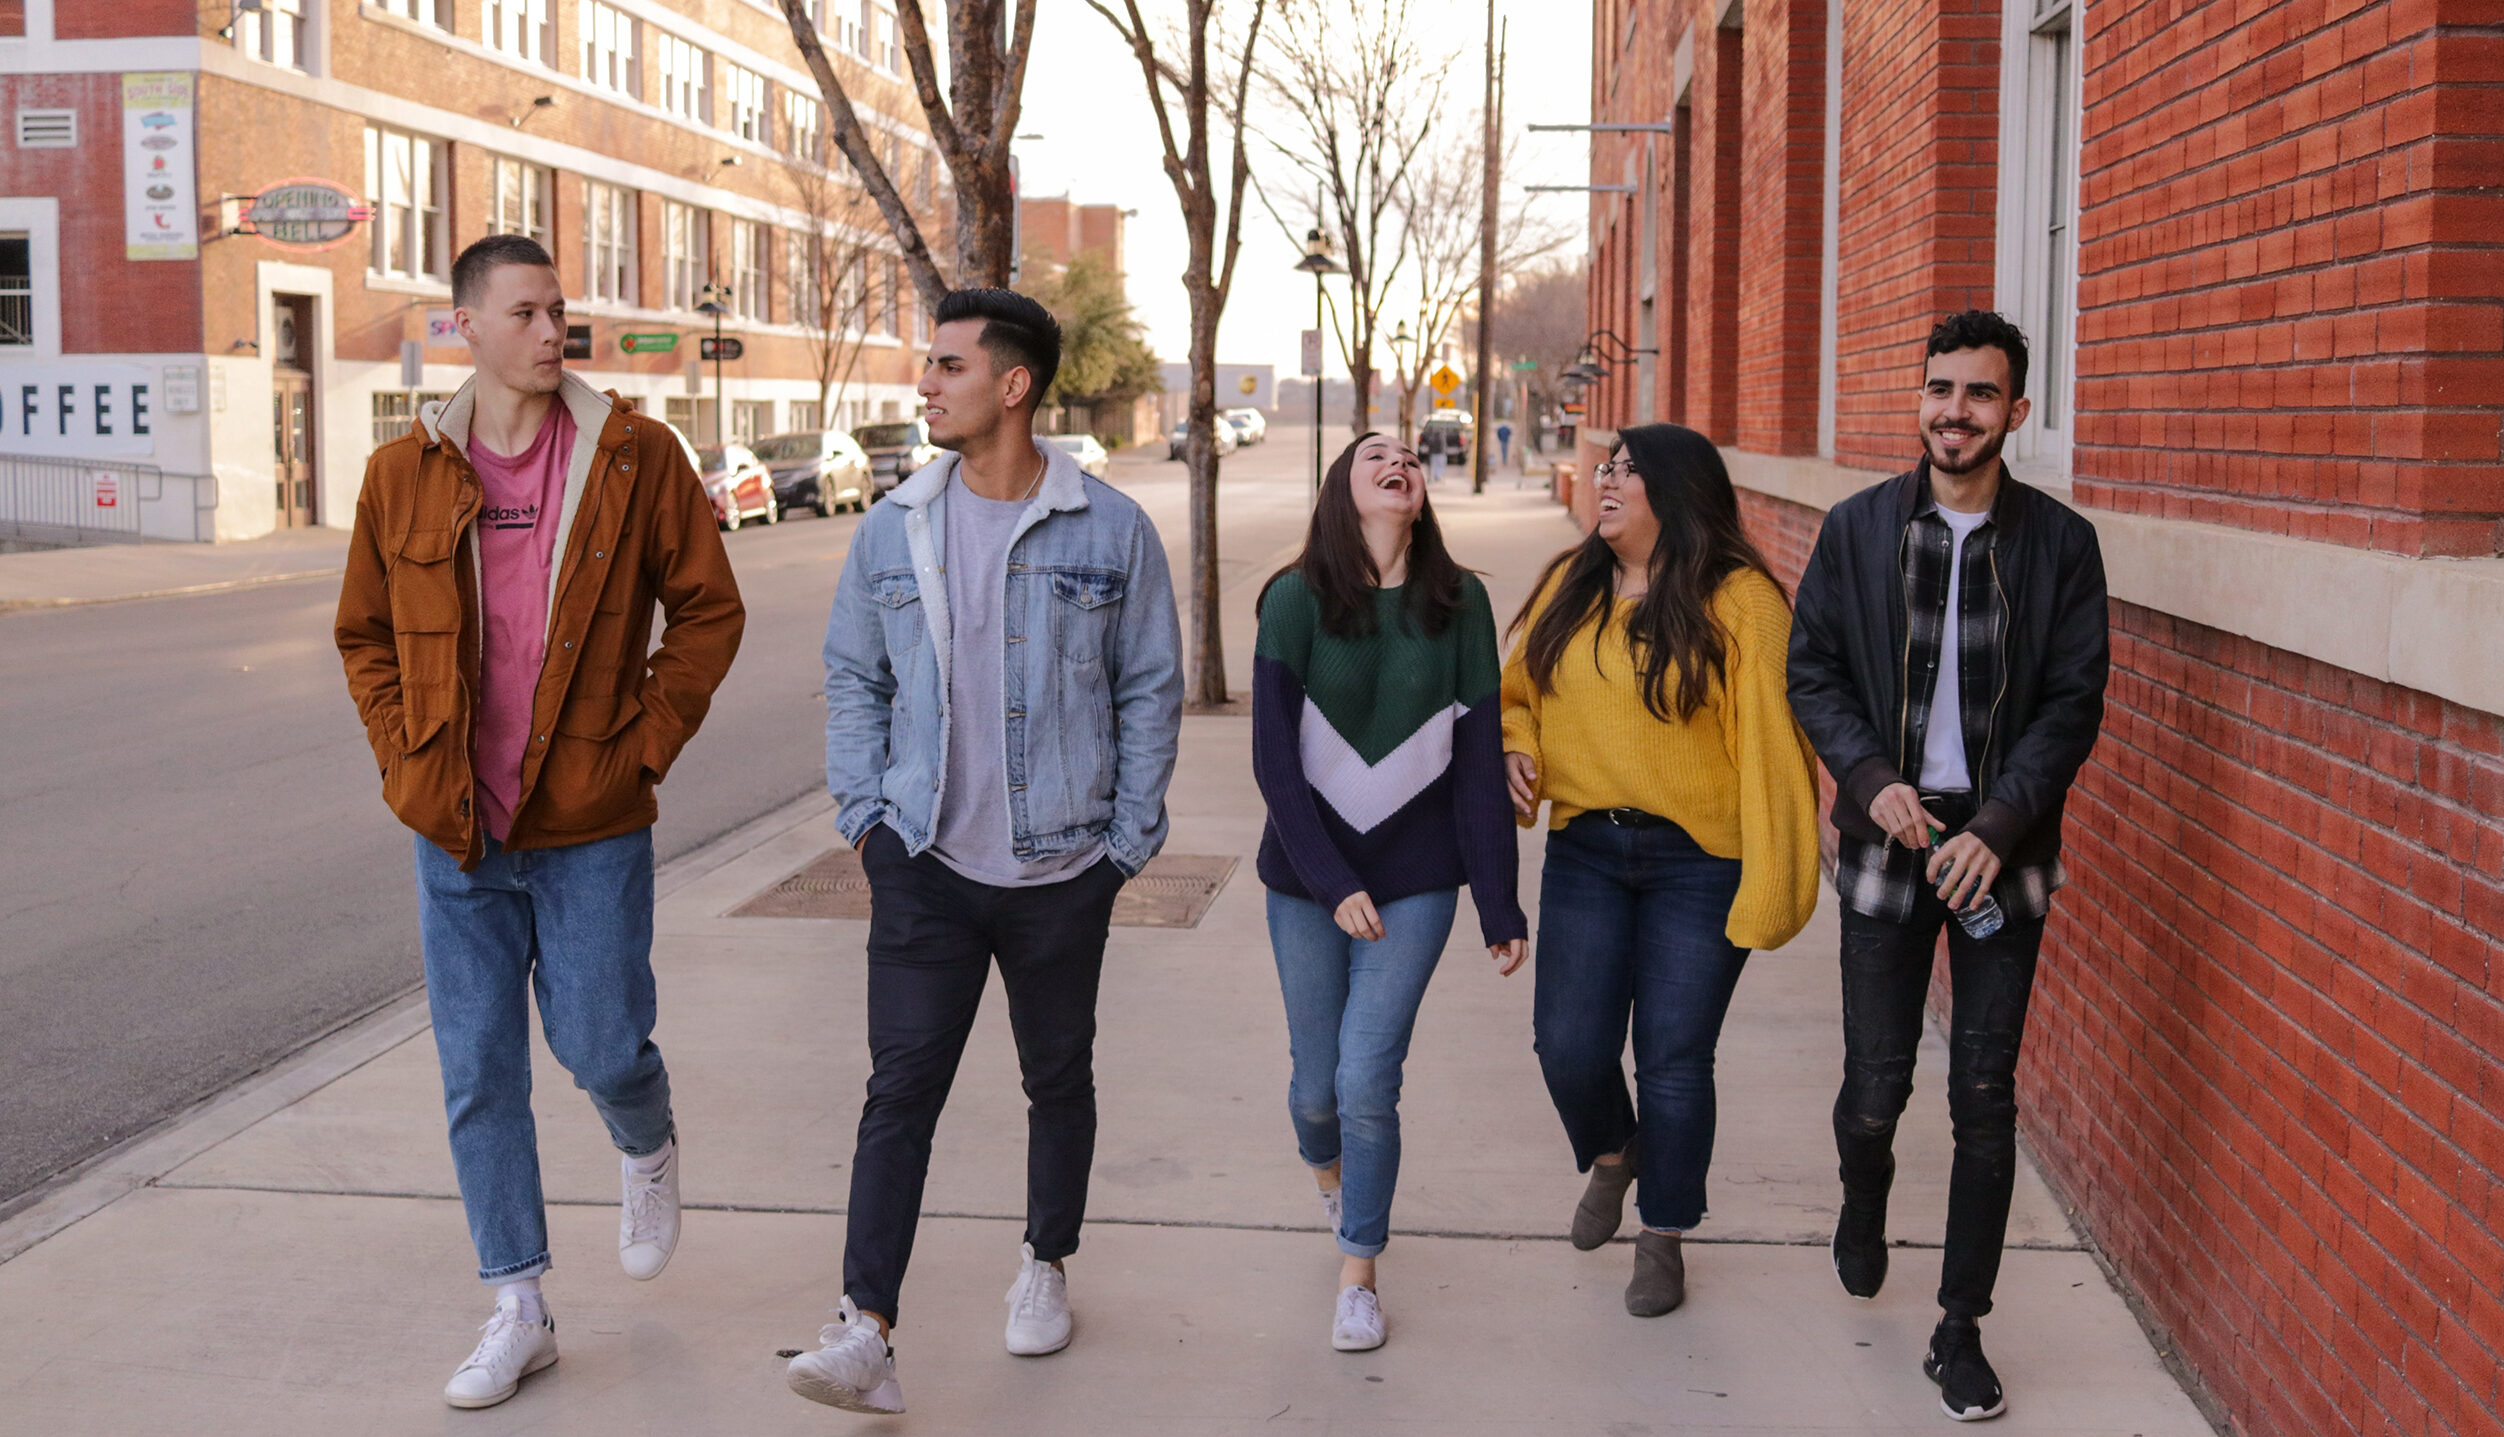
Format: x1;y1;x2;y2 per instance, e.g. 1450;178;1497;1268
620;332;679;354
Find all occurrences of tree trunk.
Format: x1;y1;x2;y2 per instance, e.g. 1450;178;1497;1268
1183;285;1226;707
1350;336;1374;436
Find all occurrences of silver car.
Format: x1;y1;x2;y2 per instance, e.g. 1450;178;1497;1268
751;429;873;516
854;418;946;495
1047;433;1110;479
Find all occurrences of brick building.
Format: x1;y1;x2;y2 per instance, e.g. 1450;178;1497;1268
1017;190;1127;277
2;0;942;540
1574;0;2503;1431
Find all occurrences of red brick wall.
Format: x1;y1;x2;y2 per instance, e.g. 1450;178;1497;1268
2026;602;2504;1437
1830;0;1999;472
1735;0;1828;456
2071;0;2504;558
53;0;194;37
0;1;24;39
2;74;202;355
1689;24;1746;443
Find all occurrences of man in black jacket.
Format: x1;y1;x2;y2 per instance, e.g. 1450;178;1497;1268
1787;311;2109;1423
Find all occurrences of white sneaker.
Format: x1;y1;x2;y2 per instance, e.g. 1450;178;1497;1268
443;1296;558;1409
618;1139;679;1281
1331;1283;1385;1352
787;1299;905;1414
1004;1242;1073;1356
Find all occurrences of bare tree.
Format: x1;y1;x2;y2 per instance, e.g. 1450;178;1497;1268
1255;0;1448;436
1083;0;1269;709
1388;126;1567;444
777;0;1033;306
784;157;899;426
1489;260;1589;453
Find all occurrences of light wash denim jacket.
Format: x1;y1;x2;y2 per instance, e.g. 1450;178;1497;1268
823;438;1184;875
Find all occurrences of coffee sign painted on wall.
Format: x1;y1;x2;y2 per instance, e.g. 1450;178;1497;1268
247;180;373;250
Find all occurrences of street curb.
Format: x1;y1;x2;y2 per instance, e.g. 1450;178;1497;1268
0;566;345;615
0;789;836;1267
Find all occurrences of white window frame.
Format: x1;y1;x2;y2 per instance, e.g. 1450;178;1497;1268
485;0;553;65
652;29;710;124
585;180;638;303
730;219;766;319
663;200;709;311
491;156;552;247
721;61;768;143
580;0;638;97
783;90;824;164
0;202;58;358
235;0;308;70
788;398;823;432
1993;0;2081;474
364;124;449;281
787;225;825;330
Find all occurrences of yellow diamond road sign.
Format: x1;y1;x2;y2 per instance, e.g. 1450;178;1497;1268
1430;364;1461;396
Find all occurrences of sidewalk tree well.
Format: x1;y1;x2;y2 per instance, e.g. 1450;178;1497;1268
1251;0;1449;437
776;0;1034;302
1081;0;1270;710
1023;245;1162;443
783;157;901;425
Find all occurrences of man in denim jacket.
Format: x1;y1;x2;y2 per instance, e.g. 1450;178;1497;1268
789;289;1184;1415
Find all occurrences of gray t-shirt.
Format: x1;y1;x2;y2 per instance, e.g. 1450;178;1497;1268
927;474;1104;886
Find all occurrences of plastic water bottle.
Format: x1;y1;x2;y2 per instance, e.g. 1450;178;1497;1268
1932;827;2006;939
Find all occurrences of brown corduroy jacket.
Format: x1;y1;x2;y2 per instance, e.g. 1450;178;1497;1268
335;371;744;868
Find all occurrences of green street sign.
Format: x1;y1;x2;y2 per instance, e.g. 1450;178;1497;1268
620;332;679;354
1510;358;1539;371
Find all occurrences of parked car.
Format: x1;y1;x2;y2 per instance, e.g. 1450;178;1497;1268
751;429;872;516
696;442;777;530
1047;433;1110;479
1418;409;1474;467
854;417;946;494
1166;419;1239;460
1222;407;1268;445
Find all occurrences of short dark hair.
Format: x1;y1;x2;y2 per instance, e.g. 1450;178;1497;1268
933;287;1062;406
452;234;557;308
1924;309;2030;400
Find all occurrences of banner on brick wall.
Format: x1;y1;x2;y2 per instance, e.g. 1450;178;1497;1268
123;72;198;261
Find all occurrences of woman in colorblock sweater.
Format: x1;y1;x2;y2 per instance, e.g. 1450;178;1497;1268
1501;422;1820;1318
1253;432;1530;1353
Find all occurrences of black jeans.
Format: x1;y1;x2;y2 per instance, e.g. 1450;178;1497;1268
1834;890;2045;1320
843;824;1126;1326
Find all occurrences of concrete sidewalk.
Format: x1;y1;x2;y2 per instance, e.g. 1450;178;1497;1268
0;480;2212;1434
0;527;347;610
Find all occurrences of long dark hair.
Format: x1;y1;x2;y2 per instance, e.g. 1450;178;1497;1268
1260;433;1466;637
1510;423;1784;721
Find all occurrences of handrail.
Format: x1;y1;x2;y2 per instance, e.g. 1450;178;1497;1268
0;454;220;543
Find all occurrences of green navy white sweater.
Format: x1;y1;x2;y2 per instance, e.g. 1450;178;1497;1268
1252;571;1528;946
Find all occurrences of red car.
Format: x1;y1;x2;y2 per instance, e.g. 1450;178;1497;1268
696;442;778;530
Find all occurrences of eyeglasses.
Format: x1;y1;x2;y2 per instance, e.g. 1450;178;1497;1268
1593;458;1634;482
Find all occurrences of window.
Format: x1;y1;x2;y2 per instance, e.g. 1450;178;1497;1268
663;201;709;311
856;0;874;59
880;257;899;336
0;233;29;346
1994;0;2080;458
729;219;766;319
491;157;551;246
580;0;637;97
235;0;306;69
787;226;825;329
364;126;448;280
485;0;553;64
788;399;822;431
652;30;709;123
584;181;637;303
731;400;772;444
876;8;898;69
783;91;824;164
373;0;448;27
15;110;75;148
373;390;452;446
721;62;768;143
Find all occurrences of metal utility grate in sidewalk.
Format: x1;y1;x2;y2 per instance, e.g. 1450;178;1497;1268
730;849;1238;928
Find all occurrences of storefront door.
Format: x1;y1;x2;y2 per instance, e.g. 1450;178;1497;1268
270;295;316;527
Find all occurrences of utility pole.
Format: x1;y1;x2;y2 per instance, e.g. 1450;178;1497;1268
1471;7;1504;494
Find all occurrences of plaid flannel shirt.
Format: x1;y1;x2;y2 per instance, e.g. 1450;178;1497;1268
1831;490;2066;925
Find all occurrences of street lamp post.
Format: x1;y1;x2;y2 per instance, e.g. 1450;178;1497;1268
696;281;732;446
1295;228;1343;496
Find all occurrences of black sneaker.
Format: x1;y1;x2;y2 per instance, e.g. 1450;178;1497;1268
1831;1190;1888;1299
1923;1317;2007;1422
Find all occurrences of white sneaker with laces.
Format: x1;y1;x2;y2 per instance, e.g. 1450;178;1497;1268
443;1296;558;1409
1003;1242;1073;1356
618;1139;679;1280
1331;1283;1385;1352
786;1298;904;1414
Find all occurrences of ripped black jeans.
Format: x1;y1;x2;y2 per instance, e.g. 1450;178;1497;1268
1833;897;2045;1320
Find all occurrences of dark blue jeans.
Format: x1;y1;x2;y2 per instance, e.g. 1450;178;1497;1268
1532;812;1749;1232
413;828;674;1281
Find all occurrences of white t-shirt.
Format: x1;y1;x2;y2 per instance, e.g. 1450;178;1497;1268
1918;504;1993;792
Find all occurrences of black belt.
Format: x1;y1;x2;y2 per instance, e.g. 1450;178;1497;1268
1600;807;1671;829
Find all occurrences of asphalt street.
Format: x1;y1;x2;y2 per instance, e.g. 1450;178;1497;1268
0;422;1335;1211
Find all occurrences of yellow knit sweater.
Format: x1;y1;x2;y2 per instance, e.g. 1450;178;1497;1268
1501;567;1822;950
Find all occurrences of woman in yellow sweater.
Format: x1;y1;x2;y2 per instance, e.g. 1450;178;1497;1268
1502;422;1819;1318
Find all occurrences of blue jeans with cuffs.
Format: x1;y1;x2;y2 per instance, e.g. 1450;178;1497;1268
1267;887;1459;1258
414;827;674;1282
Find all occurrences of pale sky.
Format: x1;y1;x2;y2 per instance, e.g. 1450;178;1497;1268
1013;0;1593;383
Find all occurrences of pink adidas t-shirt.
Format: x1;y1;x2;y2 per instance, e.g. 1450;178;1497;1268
469;400;576;843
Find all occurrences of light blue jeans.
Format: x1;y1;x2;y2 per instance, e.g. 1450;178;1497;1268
1266;887;1459;1258
414;828;674;1281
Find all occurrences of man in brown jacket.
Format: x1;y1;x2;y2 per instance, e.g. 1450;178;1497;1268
334;234;742;1410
